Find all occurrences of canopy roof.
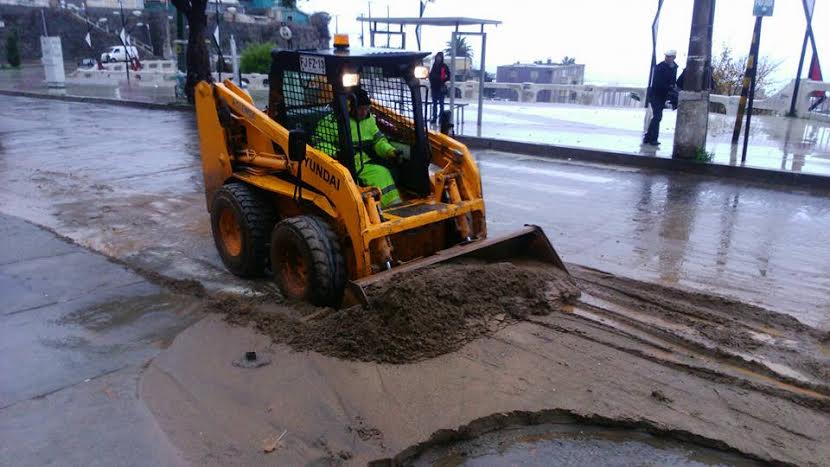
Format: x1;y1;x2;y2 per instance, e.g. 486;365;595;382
356;17;501;27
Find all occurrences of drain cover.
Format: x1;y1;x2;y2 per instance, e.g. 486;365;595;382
233;351;272;368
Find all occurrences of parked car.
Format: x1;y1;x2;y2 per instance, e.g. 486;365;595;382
101;46;139;63
77;58;97;69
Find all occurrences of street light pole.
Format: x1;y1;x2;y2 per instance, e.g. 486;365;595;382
672;0;716;160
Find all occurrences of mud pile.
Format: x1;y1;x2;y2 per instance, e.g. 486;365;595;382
223;261;580;364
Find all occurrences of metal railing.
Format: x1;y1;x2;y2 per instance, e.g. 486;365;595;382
808;95;830;117
452;81;646;108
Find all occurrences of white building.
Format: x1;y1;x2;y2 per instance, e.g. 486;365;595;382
85;0;144;9
0;0;51;6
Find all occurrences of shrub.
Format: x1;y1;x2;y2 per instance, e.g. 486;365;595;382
694;147;714;162
6;29;21;68
240;42;275;74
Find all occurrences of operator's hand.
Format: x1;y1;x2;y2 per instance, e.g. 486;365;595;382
389;148;404;163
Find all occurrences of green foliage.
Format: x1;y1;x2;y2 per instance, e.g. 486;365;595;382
6;29;21;68
444;36;472;59
533;57;576;65
240;42;275;74
694;147;714;162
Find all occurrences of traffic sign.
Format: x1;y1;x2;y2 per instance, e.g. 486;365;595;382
753;0;774;16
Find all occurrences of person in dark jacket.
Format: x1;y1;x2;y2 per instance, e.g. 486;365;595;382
429;52;451;124
644;49;678;146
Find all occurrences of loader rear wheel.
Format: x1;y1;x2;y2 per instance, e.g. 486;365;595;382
271;216;345;307
210;183;276;277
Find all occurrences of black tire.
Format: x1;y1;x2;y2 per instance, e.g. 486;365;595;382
210;183;276;277
270;216;346;307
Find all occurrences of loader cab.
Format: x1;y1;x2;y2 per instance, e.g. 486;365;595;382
267;46;432;196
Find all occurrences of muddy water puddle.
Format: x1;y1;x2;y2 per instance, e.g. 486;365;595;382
408;424;759;466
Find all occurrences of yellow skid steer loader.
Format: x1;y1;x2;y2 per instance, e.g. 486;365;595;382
195;37;571;306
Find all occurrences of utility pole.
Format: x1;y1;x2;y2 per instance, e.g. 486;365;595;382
672;0;716;160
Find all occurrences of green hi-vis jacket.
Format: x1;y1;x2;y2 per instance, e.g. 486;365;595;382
314;113;397;163
313;113;401;207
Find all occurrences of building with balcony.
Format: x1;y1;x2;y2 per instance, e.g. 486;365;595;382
496;62;585;86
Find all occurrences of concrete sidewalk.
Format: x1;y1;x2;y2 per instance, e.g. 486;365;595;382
461;135;830;190
454;100;830;176
0;213;197;466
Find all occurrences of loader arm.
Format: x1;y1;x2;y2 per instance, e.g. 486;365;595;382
195;81;378;276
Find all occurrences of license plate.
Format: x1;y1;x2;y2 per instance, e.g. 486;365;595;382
299;55;326;75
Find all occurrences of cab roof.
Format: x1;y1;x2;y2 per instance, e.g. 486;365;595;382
272;47;430;66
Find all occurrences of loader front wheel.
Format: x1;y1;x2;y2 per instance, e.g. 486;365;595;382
271;216;345;307
210;183;276;277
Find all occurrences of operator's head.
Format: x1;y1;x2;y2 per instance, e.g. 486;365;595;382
664;50;677;65
348;87;372;121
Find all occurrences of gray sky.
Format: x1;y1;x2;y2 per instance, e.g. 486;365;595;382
302;0;828;90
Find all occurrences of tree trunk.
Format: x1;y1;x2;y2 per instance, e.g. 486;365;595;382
171;0;213;103
185;1;211;103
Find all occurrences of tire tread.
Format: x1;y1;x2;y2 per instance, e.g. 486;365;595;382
211;182;276;277
272;215;345;306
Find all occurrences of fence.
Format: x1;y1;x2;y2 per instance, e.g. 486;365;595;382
452;81;645;108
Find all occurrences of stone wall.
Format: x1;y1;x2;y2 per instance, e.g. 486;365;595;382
210;12;330;54
0;5;329;64
0;6;156;62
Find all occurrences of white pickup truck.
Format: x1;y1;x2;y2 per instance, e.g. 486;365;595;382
101;45;139;63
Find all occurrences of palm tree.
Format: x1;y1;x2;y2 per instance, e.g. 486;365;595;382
560;56;576;65
444;36;473;60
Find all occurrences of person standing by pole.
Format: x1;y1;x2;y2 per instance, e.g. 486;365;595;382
429;51;450;124
643;50;678;146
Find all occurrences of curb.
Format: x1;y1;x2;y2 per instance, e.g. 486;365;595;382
0;89;192;112
458;135;830;191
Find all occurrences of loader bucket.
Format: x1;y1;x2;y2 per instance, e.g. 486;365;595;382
344;225;572;306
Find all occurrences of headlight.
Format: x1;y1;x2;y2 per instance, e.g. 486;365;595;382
342;72;360;88
414;65;429;79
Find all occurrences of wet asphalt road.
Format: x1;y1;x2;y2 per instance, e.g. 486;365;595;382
1;95;828;330
0;213;194;466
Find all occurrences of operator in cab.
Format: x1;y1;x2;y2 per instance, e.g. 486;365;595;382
315;87;403;207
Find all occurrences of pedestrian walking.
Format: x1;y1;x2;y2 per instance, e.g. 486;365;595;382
429;52;451;124
644;50;679;146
